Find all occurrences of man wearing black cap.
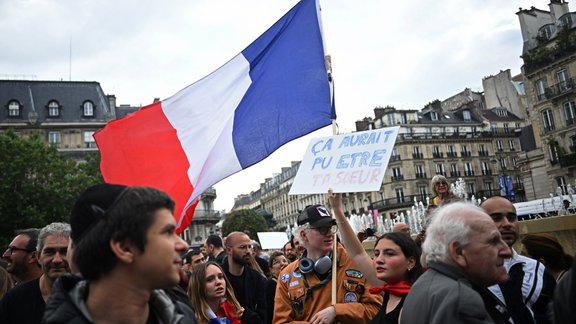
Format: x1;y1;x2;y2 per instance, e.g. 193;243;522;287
273;204;381;323
42;184;195;324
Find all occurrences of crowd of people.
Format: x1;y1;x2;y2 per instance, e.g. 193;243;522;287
0;181;574;323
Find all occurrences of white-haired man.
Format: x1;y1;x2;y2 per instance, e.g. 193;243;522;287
401;202;512;323
0;222;71;323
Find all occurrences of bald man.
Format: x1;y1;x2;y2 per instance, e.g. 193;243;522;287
481;196;553;324
393;222;410;235
222;232;267;324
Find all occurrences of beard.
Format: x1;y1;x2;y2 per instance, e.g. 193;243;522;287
232;252;250;266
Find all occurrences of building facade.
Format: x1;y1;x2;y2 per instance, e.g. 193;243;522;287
0;80;118;159
517;1;576;198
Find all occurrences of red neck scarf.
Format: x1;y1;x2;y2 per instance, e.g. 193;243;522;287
369;280;412;296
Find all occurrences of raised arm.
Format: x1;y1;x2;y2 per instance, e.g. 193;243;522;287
328;189;383;287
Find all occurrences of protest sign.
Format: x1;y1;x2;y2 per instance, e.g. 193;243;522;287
289;127;399;195
257;232;290;250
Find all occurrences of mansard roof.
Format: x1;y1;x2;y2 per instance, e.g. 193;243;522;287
0;80;114;124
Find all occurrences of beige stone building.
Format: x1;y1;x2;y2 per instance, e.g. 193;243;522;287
517;1;576;198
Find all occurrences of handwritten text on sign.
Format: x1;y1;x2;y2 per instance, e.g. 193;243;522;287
289;127;399;195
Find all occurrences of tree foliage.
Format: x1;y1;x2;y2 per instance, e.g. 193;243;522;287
0;130;103;246
221;209;268;241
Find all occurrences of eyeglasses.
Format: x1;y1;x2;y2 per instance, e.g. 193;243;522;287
310;224;338;235
4;246;34;255
435;182;448;186
236;244;253;251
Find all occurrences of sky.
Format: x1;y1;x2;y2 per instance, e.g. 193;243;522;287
0;0;553;212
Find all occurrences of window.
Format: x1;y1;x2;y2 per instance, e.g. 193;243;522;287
413;146;422;159
467;183;475;196
387;114;395;126
542;109;555;132
481;161;491;175
461;144;470;157
464;162;474;176
8;100;20;117
500;157;508;169
48;131;61;148
400;113;407;124
430;111;438;121
495;109;508;117
512;156;518;167
418;186;427;201
433;145;442;158
415;165;426;178
508;139;515;151
557;69;571;92
571;136;576;152
450;163;459;177
536;79;547;101
565;101;576;125
549;143;560;163
83;101;94;117
84;131;96;148
496;140;503;151
538;24;555;41
395;188;405;203
392;167;402;181
484;182;494;195
435;163;445;176
48;101;60;117
504;123;510;134
463;110;471;121
447;145;456;157
560;13;575;28
479;144;488;156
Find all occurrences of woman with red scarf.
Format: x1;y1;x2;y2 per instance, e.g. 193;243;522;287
188;261;245;324
328;190;423;324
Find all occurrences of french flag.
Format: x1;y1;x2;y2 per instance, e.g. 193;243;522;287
94;0;335;233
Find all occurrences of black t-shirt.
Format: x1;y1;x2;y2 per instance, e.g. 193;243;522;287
227;271;247;306
0;278;45;324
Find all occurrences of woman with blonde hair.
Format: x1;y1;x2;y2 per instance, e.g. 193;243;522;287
188;261;244;324
429;175;458;207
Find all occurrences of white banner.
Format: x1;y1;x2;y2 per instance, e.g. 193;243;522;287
289;127;399;195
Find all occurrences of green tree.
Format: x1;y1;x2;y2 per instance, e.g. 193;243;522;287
221;209;268;241
0;130;103;246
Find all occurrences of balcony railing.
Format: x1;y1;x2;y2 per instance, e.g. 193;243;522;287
412;152;424;159
390;155;402;162
482;169;492;176
544;78;574;100
559;153;576;167
415;172;427;179
461;151;471;157
450;171;461;177
432;152;443;158
464;170;475;177
371;194;421;211
391;175;404;181
478;151;490;157
447;152;457;158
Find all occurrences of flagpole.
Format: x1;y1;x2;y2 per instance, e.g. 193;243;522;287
317;0;338;307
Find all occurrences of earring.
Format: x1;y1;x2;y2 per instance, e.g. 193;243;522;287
407;267;412;271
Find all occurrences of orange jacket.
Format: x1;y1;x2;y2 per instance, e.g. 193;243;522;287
273;244;382;323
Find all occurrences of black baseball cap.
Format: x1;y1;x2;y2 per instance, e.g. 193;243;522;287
297;205;336;227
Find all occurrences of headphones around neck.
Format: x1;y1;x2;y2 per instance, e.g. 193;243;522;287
298;251;333;275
